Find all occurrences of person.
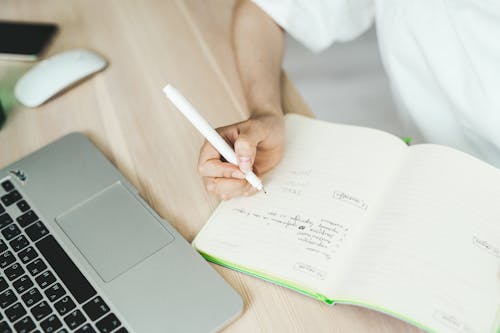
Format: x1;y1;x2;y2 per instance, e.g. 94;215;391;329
198;0;500;200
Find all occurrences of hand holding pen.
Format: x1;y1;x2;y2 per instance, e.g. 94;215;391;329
164;84;285;200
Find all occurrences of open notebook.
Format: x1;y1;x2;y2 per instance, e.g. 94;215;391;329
193;114;500;333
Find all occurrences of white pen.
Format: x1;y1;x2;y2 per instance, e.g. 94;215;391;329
163;84;266;193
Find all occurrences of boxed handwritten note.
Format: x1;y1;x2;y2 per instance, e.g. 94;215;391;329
193;114;500;333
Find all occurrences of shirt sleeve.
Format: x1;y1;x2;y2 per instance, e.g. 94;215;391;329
251;0;374;52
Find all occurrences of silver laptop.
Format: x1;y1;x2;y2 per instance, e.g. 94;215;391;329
0;133;242;333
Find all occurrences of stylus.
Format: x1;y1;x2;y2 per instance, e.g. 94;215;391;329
163;84;265;193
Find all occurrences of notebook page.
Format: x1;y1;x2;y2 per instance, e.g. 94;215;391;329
194;115;407;295
335;144;500;333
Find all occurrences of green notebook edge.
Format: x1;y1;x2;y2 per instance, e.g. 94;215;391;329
196;250;500;333
198;250;443;331
197;250;334;304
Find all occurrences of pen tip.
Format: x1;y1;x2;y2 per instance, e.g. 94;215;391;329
262;187;267;194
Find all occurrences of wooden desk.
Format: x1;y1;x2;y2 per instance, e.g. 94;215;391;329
0;1;422;332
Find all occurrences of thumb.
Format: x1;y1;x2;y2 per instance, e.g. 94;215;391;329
234;124;265;173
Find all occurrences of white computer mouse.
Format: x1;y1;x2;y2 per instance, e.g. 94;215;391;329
15;48;107;107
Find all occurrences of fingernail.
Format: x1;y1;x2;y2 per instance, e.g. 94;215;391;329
232;171;245;179
238;156;251;173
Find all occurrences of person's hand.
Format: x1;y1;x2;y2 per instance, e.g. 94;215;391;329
198;112;285;200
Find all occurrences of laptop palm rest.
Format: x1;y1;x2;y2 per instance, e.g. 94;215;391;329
56;182;174;282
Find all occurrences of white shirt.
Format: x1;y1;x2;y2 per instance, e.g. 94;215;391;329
252;0;500;167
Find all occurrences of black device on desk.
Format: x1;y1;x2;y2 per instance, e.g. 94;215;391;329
0;21;58;61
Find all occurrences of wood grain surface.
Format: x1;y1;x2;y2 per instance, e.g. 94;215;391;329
0;1;422;332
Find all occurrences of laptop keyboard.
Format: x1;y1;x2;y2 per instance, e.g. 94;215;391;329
0;179;129;333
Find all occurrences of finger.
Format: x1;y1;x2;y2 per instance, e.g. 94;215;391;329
242;186;259;197
205;177;255;200
203;177;217;194
215;124;239;144
234;122;267;173
198;138;245;178
215;178;250;200
204;176;260;199
198;139;221;166
199;159;245;179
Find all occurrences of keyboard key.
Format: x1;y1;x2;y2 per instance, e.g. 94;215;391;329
0;278;8;292
40;315;62;333
35;271;56;289
13;275;34;295
18;246;38;264
1;224;21;241
0;240;7;254
1;181;14;193
0;321;12;333
21;288;43;308
5;302;27;323
96;313;120;333
0;213;13;229
16;200;30;213
14;316;36;333
36;236;96;304
31;301;52;321
0;203;4;215
4;263;25;281
9;235;30;252
16;211;38;228
25;222;49;242
0;190;21;207
115;328;128;333
45;283;65;302
26;259;47;277
0;289;17;309
0;251;15;269
54;296;75;317
64;309;86;330
56;330;69;333
75;324;95;333
83;297;109;321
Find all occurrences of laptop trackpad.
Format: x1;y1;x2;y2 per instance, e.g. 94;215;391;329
56;183;174;282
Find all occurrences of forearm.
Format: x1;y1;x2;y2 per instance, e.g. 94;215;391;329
233;0;284;116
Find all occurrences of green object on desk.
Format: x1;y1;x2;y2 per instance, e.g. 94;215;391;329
0;98;6;129
402;137;412;145
0;91;18;129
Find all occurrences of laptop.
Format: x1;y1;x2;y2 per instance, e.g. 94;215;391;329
0;133;243;333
